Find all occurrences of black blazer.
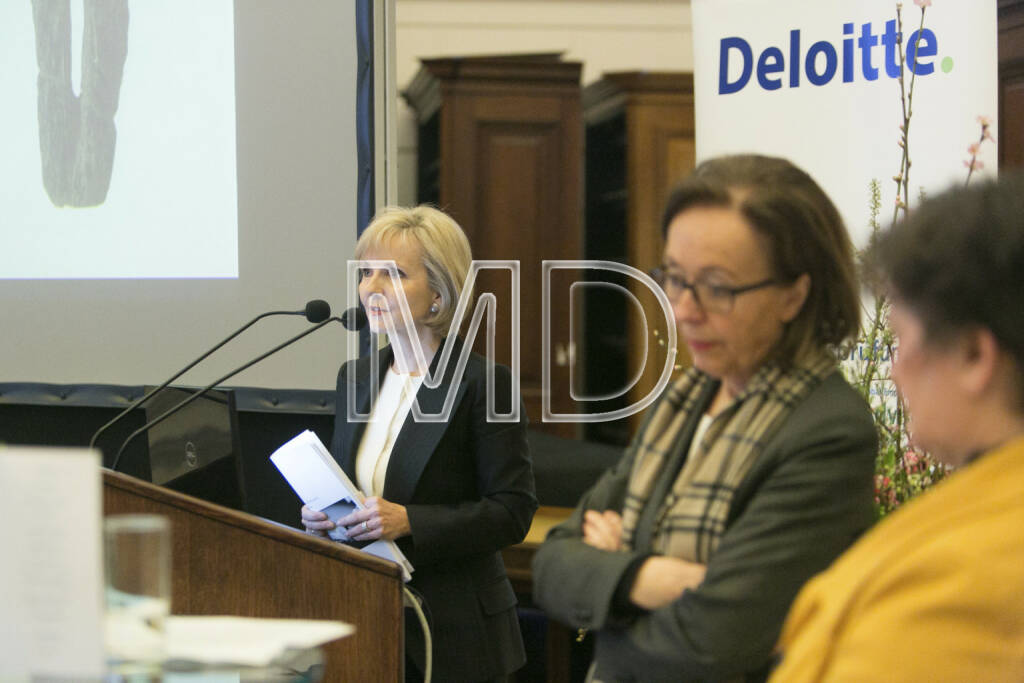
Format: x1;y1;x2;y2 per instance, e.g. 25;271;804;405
330;337;537;682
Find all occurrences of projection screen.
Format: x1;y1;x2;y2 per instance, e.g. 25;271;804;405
0;0;367;391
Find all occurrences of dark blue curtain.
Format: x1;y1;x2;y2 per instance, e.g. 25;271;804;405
355;0;374;356
355;0;374;236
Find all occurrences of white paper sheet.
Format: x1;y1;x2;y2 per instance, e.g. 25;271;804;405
270;430;414;581
164;616;354;667
270;430;363;512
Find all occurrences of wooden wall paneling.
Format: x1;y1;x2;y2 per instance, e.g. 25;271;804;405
473;121;557;372
624;82;696;429
1002;73;1024;169
583;72;696;441
999;0;1024;169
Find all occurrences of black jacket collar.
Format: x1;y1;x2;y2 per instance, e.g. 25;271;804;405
343;337;472;502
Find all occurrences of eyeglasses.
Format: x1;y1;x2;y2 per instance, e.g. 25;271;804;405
649;267;780;314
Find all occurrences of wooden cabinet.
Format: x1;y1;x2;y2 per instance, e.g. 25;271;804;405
1000;0;1024;169
403;54;583;437
582;72;697;444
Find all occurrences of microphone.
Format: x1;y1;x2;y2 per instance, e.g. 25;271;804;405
110;307;366;472
341;305;367;331
90;299;332;452
304;299;331;323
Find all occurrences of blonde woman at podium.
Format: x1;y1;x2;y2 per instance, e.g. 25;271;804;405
301;206;537;683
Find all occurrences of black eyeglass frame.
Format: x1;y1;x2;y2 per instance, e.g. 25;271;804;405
649;267;781;314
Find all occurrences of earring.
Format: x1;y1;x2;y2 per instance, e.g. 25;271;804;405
430;303;439;314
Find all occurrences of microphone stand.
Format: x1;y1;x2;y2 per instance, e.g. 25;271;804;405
110;315;344;471
89;308;315;452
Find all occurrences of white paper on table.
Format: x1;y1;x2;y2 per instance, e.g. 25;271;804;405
0;446;105;679
164;616;354;667
164;673;240;683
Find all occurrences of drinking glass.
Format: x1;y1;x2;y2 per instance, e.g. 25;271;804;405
104;514;171;673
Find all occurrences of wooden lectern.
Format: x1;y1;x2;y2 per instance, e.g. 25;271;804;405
103;470;403;682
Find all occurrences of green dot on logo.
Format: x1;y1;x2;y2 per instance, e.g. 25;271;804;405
941;56;954;74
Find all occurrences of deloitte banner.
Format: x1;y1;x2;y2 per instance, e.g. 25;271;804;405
691;0;997;245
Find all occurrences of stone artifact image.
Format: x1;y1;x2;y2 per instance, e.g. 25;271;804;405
32;0;129;207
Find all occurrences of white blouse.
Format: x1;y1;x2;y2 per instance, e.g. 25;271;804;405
354;366;425;497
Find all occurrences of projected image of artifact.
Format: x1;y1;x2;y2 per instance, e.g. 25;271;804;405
32;0;129;208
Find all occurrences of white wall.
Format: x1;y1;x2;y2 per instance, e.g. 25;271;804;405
394;0;694;205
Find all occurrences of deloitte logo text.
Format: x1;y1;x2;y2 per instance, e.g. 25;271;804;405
719;20;950;95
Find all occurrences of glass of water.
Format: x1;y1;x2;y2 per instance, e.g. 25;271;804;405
104;514;171;673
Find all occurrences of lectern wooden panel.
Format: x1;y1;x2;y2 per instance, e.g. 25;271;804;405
103;470;402;683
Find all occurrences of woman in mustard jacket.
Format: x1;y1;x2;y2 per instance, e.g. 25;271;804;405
772;173;1024;682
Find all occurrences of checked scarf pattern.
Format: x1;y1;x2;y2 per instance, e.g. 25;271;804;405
620;353;836;563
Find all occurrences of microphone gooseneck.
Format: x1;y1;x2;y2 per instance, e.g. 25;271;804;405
94;299;332;456
110;313;353;471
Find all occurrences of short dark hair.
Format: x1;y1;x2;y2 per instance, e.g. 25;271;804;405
869;172;1024;403
661;154;860;365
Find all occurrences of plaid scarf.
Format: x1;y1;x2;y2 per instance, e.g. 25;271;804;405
620;353;836;563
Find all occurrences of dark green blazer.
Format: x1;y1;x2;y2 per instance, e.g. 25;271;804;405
532;371;877;683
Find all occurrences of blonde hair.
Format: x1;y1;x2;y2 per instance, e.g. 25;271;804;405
354;205;473;338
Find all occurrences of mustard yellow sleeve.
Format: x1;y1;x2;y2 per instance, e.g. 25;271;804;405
771;507;1024;683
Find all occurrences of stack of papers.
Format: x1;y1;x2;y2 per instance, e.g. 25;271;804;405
270;431;414;582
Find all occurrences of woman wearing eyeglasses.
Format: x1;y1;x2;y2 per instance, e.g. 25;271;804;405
532;154;877;682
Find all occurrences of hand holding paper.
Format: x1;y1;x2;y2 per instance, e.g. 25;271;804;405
271;431;414;582
336;496;412;541
301;504;339;538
